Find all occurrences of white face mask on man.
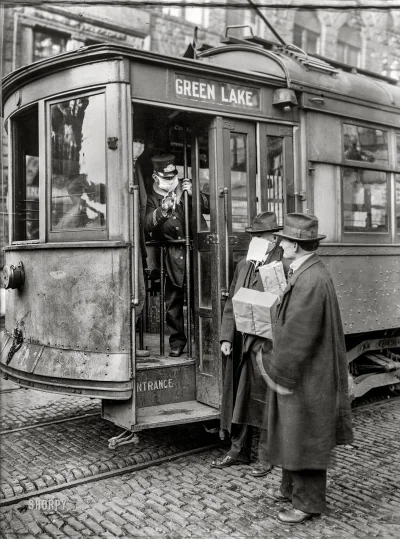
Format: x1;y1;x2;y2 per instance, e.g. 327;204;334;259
246;237;271;262
153;174;179;193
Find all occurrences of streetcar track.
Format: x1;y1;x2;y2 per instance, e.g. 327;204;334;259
0;412;101;436
0;395;398;507
0;442;222;508
0;387;25;394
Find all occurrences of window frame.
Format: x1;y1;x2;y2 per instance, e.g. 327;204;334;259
46;88;108;243
11;104;41;245
337;40;361;68
33;27;69;63
340;120;399;243
342;119;391;171
293;24;321;54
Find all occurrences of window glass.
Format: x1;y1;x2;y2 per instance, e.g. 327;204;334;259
198;252;212;308
185;0;209;26
199;317;213;374
34;30;67;61
260;136;284;226
396;175;400;232
230;133;248;232
50;94;106;231
306;30;320;54
13;107;39;241
347;45;361;67
293;12;321;53
397;134;400;169
343;124;388;165
293;25;303;49
196;130;210;232
162;5;183;17
342;168;388;232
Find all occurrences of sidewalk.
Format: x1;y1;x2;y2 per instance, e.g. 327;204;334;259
0;398;399;538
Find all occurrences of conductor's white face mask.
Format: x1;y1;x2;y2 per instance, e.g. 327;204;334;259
153;174;179;193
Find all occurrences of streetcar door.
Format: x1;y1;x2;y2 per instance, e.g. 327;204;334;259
193;118;257;407
191;118;223;408
221;119;257;285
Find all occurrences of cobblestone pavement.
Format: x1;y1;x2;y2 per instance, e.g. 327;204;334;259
0;385;101;431
0;387;220;501
0;395;399;538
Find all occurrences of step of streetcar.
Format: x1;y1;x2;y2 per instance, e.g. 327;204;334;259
135;400;220;431
136;356;196;408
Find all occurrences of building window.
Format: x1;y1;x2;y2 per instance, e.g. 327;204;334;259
162;5;183;18
163;0;209;27
33;29;68;61
292;11;321;54
185;0;210;27
337;23;361;67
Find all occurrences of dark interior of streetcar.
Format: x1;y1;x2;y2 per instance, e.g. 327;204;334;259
132;105;211;362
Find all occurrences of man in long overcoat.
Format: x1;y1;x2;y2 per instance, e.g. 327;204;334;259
263;213;354;524
211;212;288;477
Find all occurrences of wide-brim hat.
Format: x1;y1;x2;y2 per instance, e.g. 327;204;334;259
245;211;283;233
274;213;326;242
151;153;178;178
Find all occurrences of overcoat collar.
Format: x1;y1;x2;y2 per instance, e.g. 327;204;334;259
280;252;320;299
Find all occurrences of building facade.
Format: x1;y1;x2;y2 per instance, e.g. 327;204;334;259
1;2;400;269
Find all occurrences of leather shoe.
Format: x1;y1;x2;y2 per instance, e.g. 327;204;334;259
169;346;185;357
266;488;291;502
211;455;240;468
277;508;316;524
251;463;273;477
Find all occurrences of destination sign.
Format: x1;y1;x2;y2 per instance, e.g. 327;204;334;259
175;74;260;109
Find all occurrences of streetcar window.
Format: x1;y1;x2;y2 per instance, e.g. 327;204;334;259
343;124;388;165
196;129;210;231
261;136;284;226
396;175;400;232
230;133;248;232
12;106;39;241
342;168;388;232
50;94;107;232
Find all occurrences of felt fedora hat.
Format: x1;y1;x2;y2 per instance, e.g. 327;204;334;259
245;211;283;233
151;154;178;178
274;213;326;241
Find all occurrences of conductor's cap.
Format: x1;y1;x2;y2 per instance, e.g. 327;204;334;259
152;154;178;178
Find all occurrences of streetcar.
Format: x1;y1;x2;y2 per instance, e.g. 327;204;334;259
2;29;400;445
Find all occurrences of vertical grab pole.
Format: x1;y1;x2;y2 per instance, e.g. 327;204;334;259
131;185;140;378
160;245;165;356
222;187;230;300
183;122;192;359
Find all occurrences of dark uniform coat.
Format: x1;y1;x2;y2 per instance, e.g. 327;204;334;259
220;242;285;433
145;181;209;288
265;253;354;470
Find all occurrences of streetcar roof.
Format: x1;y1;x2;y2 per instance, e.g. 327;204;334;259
2;42;400;112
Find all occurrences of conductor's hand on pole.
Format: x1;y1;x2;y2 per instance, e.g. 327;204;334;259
182;179;192;196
